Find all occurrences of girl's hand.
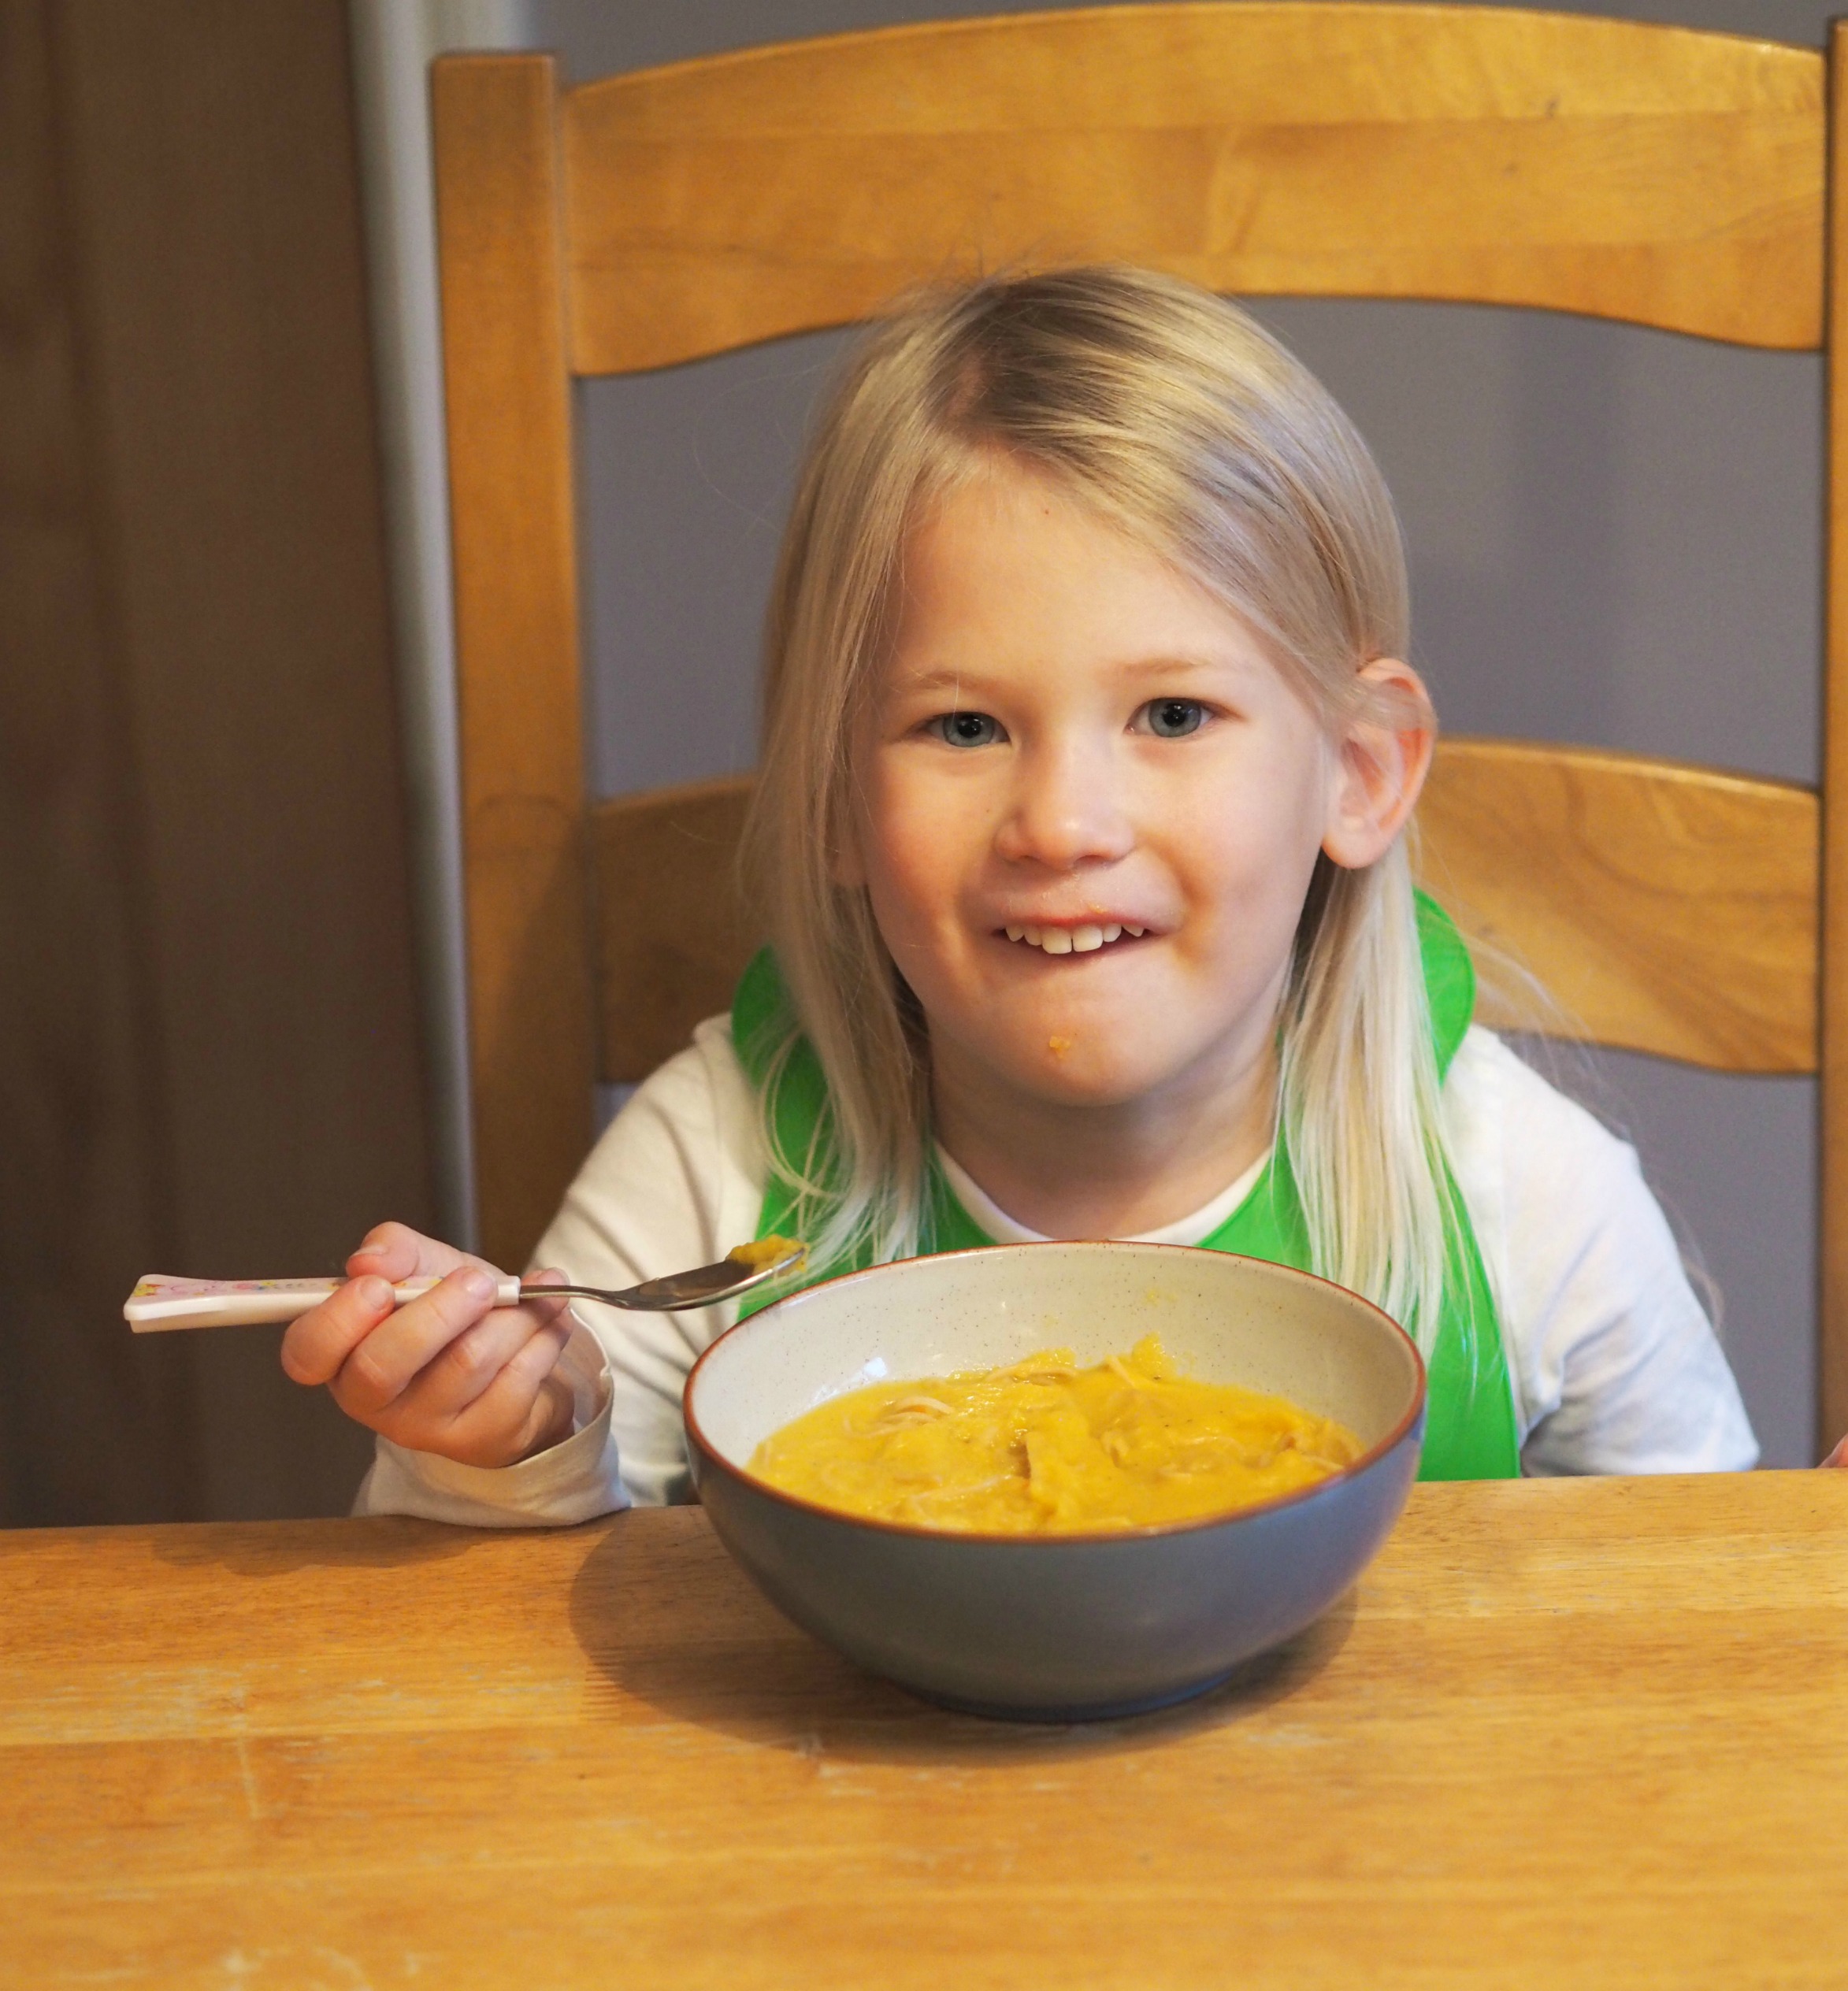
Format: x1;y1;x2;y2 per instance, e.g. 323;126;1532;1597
280;1222;576;1468
1824;1436;1848;1469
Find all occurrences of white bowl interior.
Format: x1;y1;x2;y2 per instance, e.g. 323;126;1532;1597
690;1242;1421;1471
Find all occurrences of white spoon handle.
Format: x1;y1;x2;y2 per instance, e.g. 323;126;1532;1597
124;1273;524;1332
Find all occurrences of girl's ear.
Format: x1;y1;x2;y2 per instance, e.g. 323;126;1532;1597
1320;658;1435;870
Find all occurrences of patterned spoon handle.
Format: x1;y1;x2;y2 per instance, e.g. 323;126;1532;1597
124;1272;524;1332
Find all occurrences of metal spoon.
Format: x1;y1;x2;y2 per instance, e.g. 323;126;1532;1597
124;1242;807;1333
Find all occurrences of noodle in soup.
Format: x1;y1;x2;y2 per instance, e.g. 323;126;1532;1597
748;1334;1363;1533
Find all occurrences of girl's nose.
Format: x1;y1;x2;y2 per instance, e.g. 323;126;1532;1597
994;740;1134;870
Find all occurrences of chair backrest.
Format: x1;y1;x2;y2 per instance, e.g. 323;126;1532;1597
431;6;1842;1453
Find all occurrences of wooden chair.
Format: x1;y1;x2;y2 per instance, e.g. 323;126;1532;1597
431;6;1842;1455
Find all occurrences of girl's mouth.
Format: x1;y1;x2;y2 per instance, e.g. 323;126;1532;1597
1000;922;1148;956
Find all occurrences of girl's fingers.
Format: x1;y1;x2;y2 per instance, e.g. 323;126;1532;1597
371;1307;573;1464
283;1245;577;1466
440;1315;577;1464
346;1222;465;1285
395;1288;570;1423
330;1266;499;1418
280;1275;398;1387
1823;1434;1848;1469
522;1269;570;1312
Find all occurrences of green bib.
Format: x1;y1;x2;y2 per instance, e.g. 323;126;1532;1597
730;894;1519;1481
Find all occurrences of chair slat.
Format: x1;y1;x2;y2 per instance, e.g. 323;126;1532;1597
562;5;1823;373
591;746;1819;1083
1820;24;1848;1450
434;56;596;1269
1417;740;1818;1073
592;775;758;1084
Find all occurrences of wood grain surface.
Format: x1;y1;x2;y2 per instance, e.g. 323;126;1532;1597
433;54;596;1272
2;1477;1842;1988
562;4;1824;373
592;773;759;1082
1417;739;1819;1072
1821;21;1848;1483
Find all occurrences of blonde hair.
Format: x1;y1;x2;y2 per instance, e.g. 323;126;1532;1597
742;266;1461;1354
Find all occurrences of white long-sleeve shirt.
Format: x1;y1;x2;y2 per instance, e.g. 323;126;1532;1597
356;1018;1758;1525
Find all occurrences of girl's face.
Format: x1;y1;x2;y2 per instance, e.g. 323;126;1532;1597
843;458;1426;1122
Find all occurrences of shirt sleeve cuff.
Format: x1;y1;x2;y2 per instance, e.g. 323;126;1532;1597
351;1322;631;1528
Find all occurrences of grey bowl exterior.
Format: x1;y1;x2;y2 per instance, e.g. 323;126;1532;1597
684;1243;1425;1720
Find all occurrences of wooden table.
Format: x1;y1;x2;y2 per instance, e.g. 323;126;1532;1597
3;1474;1845;1989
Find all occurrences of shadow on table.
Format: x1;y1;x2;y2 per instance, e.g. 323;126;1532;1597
147;1514;479;1577
567;1513;1355;1764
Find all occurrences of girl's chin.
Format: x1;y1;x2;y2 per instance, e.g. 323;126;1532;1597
982;1041;1175;1110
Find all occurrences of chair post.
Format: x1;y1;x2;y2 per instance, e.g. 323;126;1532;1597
432;54;593;1271
1823;25;1848;1458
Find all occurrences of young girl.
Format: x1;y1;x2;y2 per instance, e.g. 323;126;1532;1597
283;265;1773;1525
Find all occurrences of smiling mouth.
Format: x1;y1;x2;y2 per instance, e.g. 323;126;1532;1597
1000;922;1148;955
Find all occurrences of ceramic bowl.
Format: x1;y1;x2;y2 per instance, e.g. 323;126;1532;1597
684;1241;1423;1720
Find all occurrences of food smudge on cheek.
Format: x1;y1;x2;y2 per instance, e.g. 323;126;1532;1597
1047;1035;1074;1059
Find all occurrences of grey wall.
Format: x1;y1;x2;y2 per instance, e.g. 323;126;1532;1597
528;0;1831;1463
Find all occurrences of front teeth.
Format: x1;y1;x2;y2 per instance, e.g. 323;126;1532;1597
1005;922;1146;951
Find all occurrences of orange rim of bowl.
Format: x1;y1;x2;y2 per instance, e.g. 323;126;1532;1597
682;1240;1428;1547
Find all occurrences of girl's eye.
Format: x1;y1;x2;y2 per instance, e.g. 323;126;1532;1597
1140;698;1206;739
929;711;1004;748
